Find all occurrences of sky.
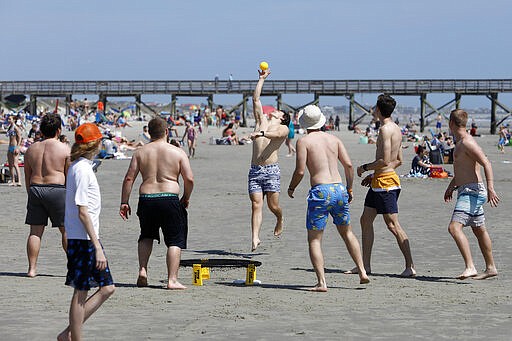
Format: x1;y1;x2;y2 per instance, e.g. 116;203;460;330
1;0;511;108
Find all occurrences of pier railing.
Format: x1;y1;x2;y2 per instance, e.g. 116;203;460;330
2;79;512;96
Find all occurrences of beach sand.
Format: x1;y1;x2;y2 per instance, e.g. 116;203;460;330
1;122;511;340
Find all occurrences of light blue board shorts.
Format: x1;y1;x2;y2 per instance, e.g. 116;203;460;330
306;183;350;230
451;183;486;228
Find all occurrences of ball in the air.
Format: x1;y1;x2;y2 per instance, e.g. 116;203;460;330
259;61;269;70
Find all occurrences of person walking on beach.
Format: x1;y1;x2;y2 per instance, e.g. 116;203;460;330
288;105;369;292
182;120;197;158
497;125;509;153
436;113;443;134
444;109;500;280
120;117;193;289
24;113;70;277
6;115;22;186
57;123;115;341
348;94;416;277
248;68;290;251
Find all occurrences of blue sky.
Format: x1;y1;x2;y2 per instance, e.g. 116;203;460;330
1;0;511;107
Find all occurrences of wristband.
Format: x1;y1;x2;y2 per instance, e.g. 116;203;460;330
260;130;265;137
121;202;129;205
347;188;353;193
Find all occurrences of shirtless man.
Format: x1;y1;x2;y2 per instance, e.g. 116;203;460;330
444;109;500;280
248;69;290;251
24;113;70;277
288;105;369;291
120;117;194;290
348;94;416;277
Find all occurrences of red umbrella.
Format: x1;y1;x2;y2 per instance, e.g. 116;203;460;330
262;106;276;115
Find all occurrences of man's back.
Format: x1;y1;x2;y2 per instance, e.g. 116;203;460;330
301;132;344;186
25;139;69;185
375;121;402;175
135;141;185;194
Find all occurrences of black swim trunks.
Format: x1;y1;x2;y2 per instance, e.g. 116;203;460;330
65;239;114;291
364;188;401;214
136;193;188;248
25;184;66;227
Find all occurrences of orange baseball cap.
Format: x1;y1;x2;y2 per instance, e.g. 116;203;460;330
75;123;103;144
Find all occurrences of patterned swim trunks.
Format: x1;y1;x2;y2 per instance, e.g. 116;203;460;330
65;239;114;291
248;164;281;194
306;183;350;230
451;183;487;228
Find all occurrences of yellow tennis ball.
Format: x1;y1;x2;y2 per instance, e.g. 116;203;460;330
259;61;269;70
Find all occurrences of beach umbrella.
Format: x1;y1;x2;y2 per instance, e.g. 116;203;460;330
3;94;26;105
262;105;276;115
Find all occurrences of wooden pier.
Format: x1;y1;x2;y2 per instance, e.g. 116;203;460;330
1;79;511;133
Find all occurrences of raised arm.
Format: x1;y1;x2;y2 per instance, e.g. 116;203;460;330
252;69;271;130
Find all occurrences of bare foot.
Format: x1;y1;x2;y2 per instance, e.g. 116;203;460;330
359;275;370;284
136;275;148;287
27;269;37;278
251;239;261;252
274;218;283;237
473;268;498;280
344;266;371;275
456;267;477;280
400;267;417;277
57;329;71;341
166;280;187;290
308;283;327;292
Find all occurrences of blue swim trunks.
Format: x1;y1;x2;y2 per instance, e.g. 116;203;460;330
65;239;114;291
306;183;350;230
451;183;487;228
248;164;281;194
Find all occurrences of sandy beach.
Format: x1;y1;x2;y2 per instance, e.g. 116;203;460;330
1;121;511;340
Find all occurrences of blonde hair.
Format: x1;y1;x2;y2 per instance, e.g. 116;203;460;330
70;139;101;161
449;109;468;128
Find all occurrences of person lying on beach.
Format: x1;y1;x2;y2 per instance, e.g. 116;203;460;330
444;109;500;280
120;117;194;289
288;105;369;292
